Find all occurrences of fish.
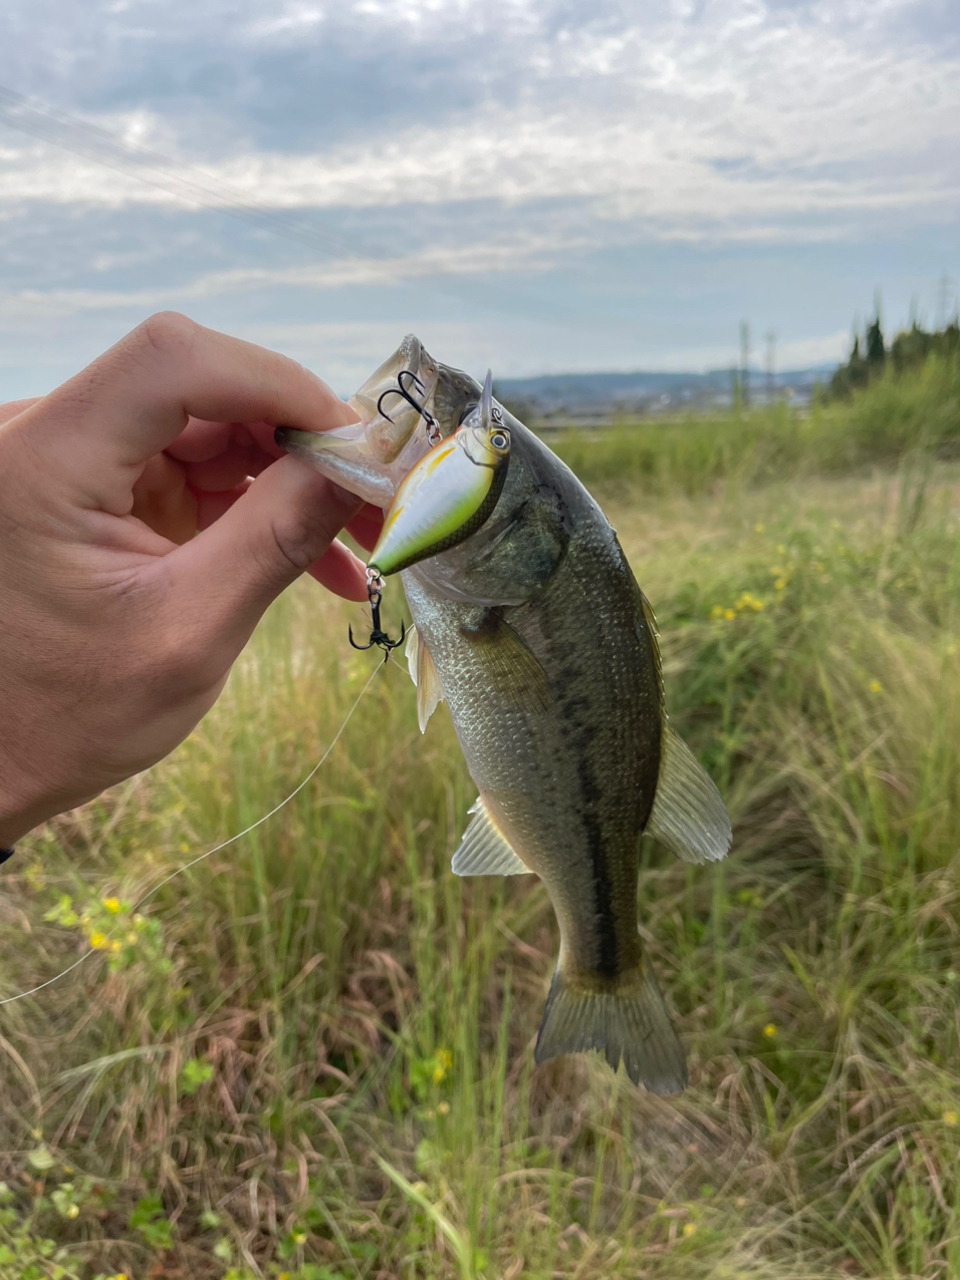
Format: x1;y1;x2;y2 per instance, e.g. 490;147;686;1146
277;335;731;1093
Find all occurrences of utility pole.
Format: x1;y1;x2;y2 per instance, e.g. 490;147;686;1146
936;271;955;330
765;330;776;404
739;321;750;409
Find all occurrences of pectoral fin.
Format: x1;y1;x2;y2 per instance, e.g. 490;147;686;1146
404;625;444;733
452;798;532;876
459;609;550;714
646;727;731;864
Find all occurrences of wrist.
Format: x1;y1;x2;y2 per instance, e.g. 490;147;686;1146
0;796;45;848
0;755;62;848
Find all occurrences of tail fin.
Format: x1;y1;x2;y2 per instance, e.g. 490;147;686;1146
534;964;687;1094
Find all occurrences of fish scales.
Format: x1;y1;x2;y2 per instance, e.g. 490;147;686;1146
276;337;732;1092
408;499;660;983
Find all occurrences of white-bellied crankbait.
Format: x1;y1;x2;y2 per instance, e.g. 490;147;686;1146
367;370;509;578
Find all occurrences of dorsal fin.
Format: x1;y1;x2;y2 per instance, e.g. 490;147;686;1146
638;590;665;711
452;798;532;876
646;726;731;864
404;625;444;732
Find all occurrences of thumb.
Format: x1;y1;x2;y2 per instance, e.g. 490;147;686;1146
167;455;366;655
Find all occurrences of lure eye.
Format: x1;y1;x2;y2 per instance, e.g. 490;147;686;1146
490;430;509;451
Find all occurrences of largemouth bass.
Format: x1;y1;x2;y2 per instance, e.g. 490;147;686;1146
278;336;730;1094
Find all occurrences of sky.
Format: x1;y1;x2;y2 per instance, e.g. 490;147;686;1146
0;0;957;399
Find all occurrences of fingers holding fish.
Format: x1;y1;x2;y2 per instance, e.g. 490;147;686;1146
28;313;357;514
0;397;41;427
344;504;386;553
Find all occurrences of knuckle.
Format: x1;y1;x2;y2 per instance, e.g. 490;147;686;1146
269;510;334;575
129;311;199;363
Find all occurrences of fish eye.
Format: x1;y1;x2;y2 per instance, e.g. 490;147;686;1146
490;430;509;451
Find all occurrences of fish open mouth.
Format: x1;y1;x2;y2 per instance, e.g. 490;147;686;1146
275;334;484;509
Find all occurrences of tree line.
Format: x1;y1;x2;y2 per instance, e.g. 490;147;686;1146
829;306;960;398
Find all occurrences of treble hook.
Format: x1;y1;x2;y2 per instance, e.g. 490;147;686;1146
377;369;442;444
348;569;406;663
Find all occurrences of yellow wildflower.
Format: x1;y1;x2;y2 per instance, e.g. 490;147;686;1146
710;604;726;620
432;1049;453;1082
89;932;109;950
763;1023;776;1039
66;1203;79;1219
774;578;787;591
944;1110;957;1127
735;592;764;612
101;897;120;914
869;680;881;694
753;522;765;533
291;1229;306;1245
723;608;735;620
682;1222;697;1238
436;1101;450;1115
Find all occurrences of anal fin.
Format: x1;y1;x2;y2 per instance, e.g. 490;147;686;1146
646;726;731;864
452;797;532;876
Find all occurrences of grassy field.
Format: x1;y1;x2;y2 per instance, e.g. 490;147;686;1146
2;353;960;1279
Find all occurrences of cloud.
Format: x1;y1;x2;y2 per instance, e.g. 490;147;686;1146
776;329;851;369
2;86;956;250
1;0;957;241
0;0;956;394
0;228;569;320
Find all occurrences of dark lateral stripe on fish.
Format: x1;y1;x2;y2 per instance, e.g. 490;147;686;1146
577;773;619;979
559;685;620;980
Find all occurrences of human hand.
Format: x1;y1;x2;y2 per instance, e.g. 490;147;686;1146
0;312;383;847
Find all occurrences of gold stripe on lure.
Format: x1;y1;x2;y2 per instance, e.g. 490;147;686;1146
367;370;510;578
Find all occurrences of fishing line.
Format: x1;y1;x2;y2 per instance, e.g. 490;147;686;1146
0;83;589;333
0;657;388;1007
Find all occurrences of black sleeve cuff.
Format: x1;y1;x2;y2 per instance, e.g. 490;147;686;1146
0;847;14;865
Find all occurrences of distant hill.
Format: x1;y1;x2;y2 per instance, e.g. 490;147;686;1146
494;365;835;419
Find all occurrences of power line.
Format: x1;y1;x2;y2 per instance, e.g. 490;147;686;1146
0;83;585;331
739;320;750;409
